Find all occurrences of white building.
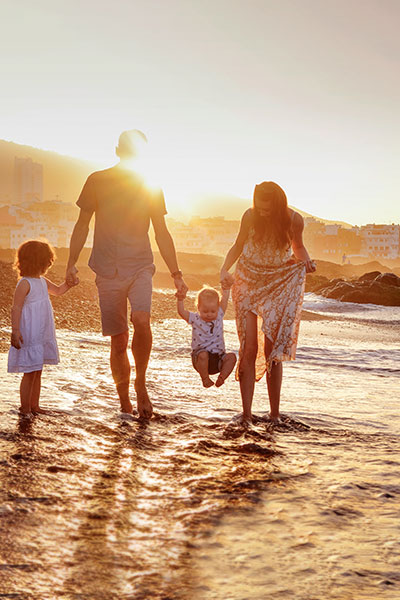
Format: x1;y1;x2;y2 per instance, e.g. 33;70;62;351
359;224;400;260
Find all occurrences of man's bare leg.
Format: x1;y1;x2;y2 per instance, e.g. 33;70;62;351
110;330;133;413
216;353;237;387
131;311;153;418
194;351;214;387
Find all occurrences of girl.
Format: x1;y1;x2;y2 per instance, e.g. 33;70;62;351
8;239;78;417
220;181;315;424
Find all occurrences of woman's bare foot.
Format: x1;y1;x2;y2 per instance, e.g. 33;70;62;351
135;382;153;419
201;376;214;388
232;412;252;426
31;407;48;415
215;375;225;387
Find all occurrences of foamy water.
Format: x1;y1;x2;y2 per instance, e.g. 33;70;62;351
1;297;399;599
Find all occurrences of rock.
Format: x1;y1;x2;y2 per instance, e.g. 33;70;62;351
357;271;381;282
374;272;400;287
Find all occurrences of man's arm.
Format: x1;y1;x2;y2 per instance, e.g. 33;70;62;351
151;213;188;297
66;208;93;285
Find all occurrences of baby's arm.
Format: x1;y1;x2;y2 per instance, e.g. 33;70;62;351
177;296;190;322
45;277;79;296
11;279;30;348
220;287;231;315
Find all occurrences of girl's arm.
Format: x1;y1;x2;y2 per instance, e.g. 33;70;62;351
177;298;190;322
220;288;231;315
291;212;316;273
11;279;30;348
220;209;252;286
45;277;79;296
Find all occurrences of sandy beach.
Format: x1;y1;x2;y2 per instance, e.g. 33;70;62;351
1;258;400;599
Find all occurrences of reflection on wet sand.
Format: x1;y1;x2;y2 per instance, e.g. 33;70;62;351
1;319;399;599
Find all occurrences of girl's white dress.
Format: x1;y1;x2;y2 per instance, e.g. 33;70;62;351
7;277;59;373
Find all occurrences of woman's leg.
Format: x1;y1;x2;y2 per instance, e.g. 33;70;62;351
265;337;282;420
238;312;258;420
20;371;37;414
31;370;43;413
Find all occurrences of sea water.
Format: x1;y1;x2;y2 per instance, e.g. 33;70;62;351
0;294;399;599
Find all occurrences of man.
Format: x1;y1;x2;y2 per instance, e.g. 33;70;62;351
66;130;187;418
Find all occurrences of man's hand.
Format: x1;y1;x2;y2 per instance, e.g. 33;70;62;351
66;265;79;286
174;277;188;299
11;331;23;349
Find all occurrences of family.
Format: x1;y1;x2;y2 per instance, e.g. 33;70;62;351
8;130;315;424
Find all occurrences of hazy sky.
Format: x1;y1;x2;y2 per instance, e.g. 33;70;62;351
1;0;399;224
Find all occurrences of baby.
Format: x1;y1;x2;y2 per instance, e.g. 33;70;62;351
177;286;236;388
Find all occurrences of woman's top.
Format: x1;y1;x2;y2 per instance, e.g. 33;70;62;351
7;277;59;373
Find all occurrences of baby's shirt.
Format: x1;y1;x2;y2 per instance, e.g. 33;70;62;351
188;307;225;354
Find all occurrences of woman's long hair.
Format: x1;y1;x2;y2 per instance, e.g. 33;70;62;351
252;181;292;249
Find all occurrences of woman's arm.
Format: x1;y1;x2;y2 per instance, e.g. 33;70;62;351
291;212;316;273
45;278;79;296
11;279;30;348
220;209;252;285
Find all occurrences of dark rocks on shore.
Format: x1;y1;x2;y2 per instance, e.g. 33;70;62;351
306;271;400;306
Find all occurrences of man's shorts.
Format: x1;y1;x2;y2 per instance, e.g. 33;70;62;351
95;265;155;336
191;350;226;375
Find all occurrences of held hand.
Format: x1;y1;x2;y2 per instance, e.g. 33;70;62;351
11;331;23;349
66;277;80;288
220;269;234;289
66;265;79;286
174;277;188;299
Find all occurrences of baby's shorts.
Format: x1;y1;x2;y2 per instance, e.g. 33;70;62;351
191;350;226;375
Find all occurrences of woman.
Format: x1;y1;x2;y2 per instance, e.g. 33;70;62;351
220;181;315;424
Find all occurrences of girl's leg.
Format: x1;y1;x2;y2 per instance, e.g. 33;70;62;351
20;371;37;414
216;353;237;387
31;370;43;413
238;312;258;420
265;337;283;420
194;351;214;387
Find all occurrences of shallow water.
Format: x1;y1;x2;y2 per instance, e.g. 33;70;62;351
1;313;399;599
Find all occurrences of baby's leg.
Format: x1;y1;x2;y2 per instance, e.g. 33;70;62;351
31;370;45;413
19;371;37;415
216;353;237;387
194;351;214;388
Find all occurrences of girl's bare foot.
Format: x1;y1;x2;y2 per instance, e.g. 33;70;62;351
19;411;33;420
215;375;225;387
202;376;214;388
120;400;133;414
232;412;252;426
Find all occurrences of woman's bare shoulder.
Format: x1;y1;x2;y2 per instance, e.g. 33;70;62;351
290;209;304;230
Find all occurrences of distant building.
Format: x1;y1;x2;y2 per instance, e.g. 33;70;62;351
358;224;400;260
14;157;43;203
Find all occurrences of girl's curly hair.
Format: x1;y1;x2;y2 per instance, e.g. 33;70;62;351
14;239;56;277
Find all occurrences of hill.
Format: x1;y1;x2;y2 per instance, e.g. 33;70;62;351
0;139;100;204
189;193;353;228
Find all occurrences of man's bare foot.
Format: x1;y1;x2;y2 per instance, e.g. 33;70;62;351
120;400;133;414
201;376;214;388
135;382;153;419
215;375;225;387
